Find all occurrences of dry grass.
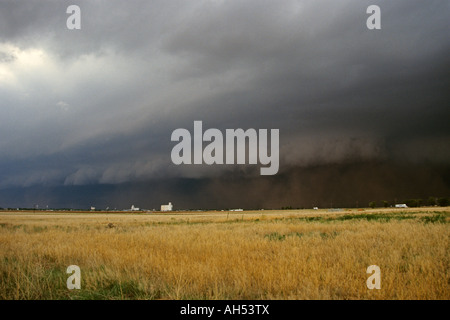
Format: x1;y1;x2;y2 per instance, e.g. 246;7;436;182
0;207;448;300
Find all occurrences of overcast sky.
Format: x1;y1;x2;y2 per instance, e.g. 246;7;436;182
0;0;449;209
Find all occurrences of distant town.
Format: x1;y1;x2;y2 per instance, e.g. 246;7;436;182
1;196;449;213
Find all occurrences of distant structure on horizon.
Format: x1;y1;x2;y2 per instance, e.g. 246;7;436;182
161;202;173;212
131;205;139;211
395;204;408;208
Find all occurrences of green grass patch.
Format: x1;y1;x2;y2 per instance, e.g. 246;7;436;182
264;231;338;241
286;211;449;224
421;214;447;224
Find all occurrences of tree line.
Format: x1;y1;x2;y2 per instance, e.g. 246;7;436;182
369;196;449;208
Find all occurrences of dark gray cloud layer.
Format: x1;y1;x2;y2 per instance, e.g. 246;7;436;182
0;0;449;208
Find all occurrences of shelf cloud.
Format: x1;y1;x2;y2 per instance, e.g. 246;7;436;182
0;0;449;209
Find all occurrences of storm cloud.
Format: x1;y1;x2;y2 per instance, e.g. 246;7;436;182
0;0;449;209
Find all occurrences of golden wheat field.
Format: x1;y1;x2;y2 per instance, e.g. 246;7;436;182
0;207;448;300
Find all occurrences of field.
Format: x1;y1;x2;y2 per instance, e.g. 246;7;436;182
0;207;449;300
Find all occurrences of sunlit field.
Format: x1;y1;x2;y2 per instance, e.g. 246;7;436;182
0;207;448;300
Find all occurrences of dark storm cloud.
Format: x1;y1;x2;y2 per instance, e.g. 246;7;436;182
0;0;449;208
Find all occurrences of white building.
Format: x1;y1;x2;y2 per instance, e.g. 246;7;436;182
131;205;139;211
395;204;408;208
161;202;173;211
